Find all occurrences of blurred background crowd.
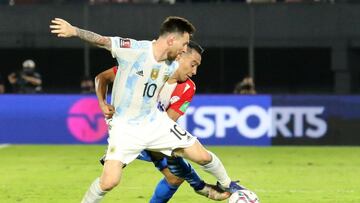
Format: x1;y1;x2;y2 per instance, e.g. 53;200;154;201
1;0;360;94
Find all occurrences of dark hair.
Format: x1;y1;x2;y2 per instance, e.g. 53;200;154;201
188;40;204;55
160;16;196;36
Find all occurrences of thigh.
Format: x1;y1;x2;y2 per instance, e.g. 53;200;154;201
100;160;124;187
173;140;211;165
105;121;145;164
147;112;197;156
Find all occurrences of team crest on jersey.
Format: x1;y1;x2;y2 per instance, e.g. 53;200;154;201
151;68;160;80
120;39;131;48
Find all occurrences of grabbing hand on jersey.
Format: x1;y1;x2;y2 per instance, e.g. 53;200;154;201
50;18;77;38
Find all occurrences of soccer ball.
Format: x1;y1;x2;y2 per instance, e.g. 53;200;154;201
228;189;260;203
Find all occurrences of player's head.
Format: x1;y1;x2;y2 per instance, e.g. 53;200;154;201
159;16;196;61
22;59;36;74
175;40;203;82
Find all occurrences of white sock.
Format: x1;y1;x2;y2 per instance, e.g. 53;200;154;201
81;177;107;203
200;151;232;188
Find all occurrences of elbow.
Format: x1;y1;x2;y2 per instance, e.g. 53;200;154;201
95;75;101;88
95;74;107;89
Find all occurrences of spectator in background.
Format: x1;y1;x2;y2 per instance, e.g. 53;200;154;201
89;0;128;4
8;59;42;94
0;74;5;93
81;76;95;94
234;76;257;94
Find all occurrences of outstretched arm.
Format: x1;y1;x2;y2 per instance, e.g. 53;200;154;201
50;18;111;51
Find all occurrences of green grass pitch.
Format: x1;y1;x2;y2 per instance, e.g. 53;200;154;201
0;145;359;203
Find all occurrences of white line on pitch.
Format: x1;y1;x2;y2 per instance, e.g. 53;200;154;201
0;144;10;149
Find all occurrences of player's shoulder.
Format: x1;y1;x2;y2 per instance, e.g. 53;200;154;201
129;39;152;50
112;37;151;50
173;79;196;96
166;60;179;69
185;79;196;90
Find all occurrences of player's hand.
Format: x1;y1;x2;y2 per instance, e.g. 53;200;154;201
100;103;115;119
50;18;77;38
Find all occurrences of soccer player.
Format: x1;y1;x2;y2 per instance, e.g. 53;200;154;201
97;41;229;202
50;16;243;203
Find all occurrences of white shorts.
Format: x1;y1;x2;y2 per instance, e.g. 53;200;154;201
105;110;197;164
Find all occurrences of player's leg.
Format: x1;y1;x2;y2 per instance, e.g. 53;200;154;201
81;160;124;203
150;167;184;203
100;150;180;203
83;120;145;203
166;157;203;190
150;112;242;194
173;140;245;193
149;152;229;201
145;151;183;203
166;157;230;200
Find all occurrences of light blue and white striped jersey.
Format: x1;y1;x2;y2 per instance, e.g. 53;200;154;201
110;37;178;124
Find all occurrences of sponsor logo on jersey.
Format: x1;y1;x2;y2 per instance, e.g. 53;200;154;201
184;83;191;93
151;68;159;80
170;96;180;104
136;70;144;76
120;39;131;48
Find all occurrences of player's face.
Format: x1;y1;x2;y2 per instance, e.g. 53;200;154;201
176;50;201;82
167;32;190;61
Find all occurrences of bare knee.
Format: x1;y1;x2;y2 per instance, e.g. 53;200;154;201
100;178;120;191
100;160;123;191
165;174;184;186
162;168;184;186
197;151;212;165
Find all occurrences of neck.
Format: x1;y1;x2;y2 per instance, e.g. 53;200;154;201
168;70;179;84
152;39;168;62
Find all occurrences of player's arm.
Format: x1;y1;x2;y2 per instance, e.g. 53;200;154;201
7;73;17;84
50;18;111;51
21;74;42;86
166;81;196;122
95;67;116;119
166;108;182;122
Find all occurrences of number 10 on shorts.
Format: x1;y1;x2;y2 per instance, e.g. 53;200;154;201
170;124;188;140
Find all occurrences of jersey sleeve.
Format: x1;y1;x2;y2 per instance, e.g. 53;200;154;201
110;37;133;50
110;37;150;70
169;83;196;115
112;66;118;75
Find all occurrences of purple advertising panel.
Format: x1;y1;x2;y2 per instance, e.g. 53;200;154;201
272;96;360;145
1;95;359;145
177;95;272;146
0;95;108;144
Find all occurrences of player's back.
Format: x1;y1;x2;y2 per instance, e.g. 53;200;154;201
110;37;178;124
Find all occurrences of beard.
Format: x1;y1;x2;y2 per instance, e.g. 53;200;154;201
167;51;179;61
